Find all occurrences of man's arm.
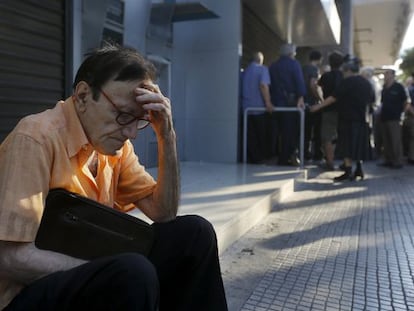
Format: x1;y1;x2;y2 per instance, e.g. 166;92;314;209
309;77;324;102
134;83;180;223
309;95;337;113
259;83;273;113
0;241;86;285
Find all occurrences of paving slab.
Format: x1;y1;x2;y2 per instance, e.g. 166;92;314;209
221;161;414;311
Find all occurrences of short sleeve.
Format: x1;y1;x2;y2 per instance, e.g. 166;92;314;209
115;141;156;210
0;133;51;242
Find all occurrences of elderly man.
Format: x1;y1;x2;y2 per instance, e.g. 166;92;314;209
378;69;410;168
269;43;306;166
0;44;228;311
241;51;273;163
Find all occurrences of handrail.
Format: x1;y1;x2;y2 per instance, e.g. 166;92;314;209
243;107;305;169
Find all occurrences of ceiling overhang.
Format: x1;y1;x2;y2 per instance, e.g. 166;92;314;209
353;0;414;68
243;0;341;47
150;2;219;24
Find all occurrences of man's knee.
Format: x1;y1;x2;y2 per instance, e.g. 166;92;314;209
107;253;158;286
94;253;159;308
179;215;218;249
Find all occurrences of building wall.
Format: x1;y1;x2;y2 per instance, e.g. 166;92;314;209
0;0;65;142
172;1;242;163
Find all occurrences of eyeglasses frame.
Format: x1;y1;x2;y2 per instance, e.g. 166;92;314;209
99;89;150;130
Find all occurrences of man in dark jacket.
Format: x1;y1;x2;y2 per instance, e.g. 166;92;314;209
269;43;306;166
379;69;410;168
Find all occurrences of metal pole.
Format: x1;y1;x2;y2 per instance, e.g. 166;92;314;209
243;107;305;169
299;109;305;169
243;109;248;163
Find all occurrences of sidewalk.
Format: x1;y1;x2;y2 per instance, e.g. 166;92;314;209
220;161;414;311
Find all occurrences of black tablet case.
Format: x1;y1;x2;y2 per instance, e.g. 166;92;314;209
35;189;154;260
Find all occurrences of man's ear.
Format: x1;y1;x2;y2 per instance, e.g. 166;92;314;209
73;81;91;112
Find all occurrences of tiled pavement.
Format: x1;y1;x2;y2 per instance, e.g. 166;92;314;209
221;162;414;311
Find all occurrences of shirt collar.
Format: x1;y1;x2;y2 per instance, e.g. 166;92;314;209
62;97;123;162
62;96;91;158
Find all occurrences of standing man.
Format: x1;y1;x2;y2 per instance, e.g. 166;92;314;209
379;69;410;168
269;43;306;166
241;51;273;163
402;75;414;163
311;56;374;181
0;44;228;311
302;50;323;162
317;51;344;170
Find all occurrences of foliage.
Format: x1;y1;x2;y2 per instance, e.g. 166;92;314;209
400;47;414;77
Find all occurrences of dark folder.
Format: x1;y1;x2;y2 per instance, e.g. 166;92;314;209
35;189;154;260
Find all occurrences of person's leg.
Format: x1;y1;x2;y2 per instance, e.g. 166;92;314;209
407;117;414;162
268;112;279;160
246;115;261;163
312;111;323;161
320;112;337;169
304;110;313;160
279;112;300;165
5;253;159;311
374;113;383;159
255;113;268;162
381;121;392;164
148;215;228;311
388;120;403;166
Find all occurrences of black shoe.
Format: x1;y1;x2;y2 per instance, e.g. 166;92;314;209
390;164;403;169
288;156;300;167
408;159;414;165
339;162;346;171
351;168;364;180
334;167;352;182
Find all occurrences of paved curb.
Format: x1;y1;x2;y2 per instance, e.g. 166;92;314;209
217;177;297;254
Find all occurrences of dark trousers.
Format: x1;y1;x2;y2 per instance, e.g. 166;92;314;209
5;215;228;311
277;111;300;163
304;110;322;160
246;114;268;163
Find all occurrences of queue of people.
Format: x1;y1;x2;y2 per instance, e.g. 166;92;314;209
241;45;414;182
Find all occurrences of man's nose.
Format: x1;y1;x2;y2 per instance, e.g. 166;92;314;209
122;122;138;140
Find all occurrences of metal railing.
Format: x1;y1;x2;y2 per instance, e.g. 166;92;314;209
243;107;305;169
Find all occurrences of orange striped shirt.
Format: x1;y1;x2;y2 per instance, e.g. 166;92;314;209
0;97;156;308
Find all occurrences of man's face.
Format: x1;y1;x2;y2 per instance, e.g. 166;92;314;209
75;79;153;155
384;70;395;84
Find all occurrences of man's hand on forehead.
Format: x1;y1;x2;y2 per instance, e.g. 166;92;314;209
138;81;159;94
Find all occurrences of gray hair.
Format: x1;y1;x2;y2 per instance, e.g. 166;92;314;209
251;51;264;64
280;44;296;56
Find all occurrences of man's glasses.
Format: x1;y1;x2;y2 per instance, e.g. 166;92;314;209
100;89;150;130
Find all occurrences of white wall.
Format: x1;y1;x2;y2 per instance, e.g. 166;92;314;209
124;0;242;164
123;0;151;52
173;1;242;163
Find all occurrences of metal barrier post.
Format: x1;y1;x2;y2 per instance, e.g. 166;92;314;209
243;107;305;169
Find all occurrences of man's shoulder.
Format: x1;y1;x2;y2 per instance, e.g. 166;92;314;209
302;64;318;77
13;102;66;143
391;81;406;93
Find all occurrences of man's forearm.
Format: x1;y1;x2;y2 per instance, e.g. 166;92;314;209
153;129;180;221
0;241;86;285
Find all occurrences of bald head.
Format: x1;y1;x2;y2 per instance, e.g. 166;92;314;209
251;52;264;64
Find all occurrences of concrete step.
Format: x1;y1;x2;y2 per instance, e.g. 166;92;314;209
129;161;304;253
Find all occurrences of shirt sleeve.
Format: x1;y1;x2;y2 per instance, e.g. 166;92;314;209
260;66;271;86
0;133;51;242
294;61;306;96
115;140;157;210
